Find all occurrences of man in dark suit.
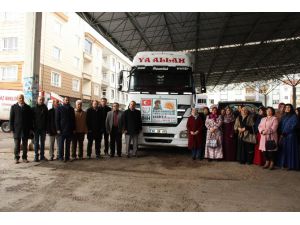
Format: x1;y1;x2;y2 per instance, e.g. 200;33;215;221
55;96;75;162
106;102;124;157
86;100;102;159
9;94;33;164
32;96;48;162
99;98;111;155
124;101;142;157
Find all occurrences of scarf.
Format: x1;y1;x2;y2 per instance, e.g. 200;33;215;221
223;113;235;123
209;113;218;122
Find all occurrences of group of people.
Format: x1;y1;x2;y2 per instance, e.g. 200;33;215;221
9;94;300;171
186;103;300;171
9;94;142;163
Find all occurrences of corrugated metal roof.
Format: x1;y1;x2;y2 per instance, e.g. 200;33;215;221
78;12;300;87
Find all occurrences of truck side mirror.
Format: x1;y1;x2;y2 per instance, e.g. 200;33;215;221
118;71;124;91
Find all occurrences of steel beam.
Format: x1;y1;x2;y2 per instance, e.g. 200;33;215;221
125;12;153;51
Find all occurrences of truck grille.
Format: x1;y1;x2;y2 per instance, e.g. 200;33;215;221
143;133;175;138
145;139;172;143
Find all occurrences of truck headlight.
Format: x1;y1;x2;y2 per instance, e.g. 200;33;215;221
179;130;188;138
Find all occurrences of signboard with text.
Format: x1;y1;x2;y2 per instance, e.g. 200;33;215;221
141;98;177;124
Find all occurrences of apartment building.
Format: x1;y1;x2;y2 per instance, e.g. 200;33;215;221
0;12;132;108
204;82;299;108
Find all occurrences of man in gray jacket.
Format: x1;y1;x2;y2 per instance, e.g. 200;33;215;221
105;102;124;157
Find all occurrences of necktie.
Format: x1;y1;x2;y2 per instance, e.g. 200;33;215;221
114;111;118;127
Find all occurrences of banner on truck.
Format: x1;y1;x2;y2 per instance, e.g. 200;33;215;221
141;98;177;124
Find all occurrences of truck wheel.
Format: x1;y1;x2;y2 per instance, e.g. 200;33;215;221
1;121;11;133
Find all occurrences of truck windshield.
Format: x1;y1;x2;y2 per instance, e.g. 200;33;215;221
129;67;193;92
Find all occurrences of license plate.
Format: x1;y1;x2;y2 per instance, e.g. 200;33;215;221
149;128;167;134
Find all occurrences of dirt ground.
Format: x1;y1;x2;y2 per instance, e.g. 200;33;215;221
0;131;300;212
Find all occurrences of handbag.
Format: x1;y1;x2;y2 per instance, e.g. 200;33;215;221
242;127;257;144
264;118;277;151
207;134;218;148
265;134;277;151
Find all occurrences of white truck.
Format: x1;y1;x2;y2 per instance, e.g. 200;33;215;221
0;89;22;132
118;51;195;148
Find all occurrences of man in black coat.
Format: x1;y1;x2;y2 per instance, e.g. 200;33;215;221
124;101;142;157
9;94;33;164
32;96;48;162
47;99;60;160
55;96;75;162
99;98;111;155
86;100;102;159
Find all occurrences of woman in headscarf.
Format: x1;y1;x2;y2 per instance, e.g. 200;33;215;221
205;106;223;160
278;104;299;170
222;107;236;161
253;106;266;166
186;107;203;160
234;107;255;164
200;107;210;159
258;107;278;170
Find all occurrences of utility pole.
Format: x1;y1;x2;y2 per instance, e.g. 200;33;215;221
23;12;42;107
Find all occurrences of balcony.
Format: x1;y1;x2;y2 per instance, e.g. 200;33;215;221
83;51;92;62
102;62;110;73
82;73;92;81
101;73;109;86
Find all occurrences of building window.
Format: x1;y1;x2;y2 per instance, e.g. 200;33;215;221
111;89;115;99
1;37;18;51
112;58;116;69
54;20;62;36
95;67;99;75
273;89;280;95
72;79;80;92
84;39;92;55
94;84;99;96
111;73;115;83
73;57;80;69
75;35;81;48
210;99;214;104
0;66;18;82
0;12;19;21
284;96;289;100
272;100;279;105
102;88;107;97
52;46;61;61
51;71;61;87
103;73;107;81
117;62;120;71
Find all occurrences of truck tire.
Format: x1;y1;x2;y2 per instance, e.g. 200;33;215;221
1;121;11;133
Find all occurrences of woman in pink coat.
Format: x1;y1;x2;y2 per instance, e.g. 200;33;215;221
258;107;279;170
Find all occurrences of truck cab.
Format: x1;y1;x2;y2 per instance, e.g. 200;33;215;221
119;51;195;148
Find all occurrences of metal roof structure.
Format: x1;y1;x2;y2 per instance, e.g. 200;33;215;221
77;12;300;87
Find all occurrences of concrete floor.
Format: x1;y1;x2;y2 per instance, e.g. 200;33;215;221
0;131;300;212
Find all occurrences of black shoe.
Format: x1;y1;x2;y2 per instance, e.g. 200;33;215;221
78;157;83;160
22;159;29;163
118;154;122;157
40;157;48;161
110;155;114;158
50;157;54;161
96;156;100;160
15;159;20;164
126;155;130;158
34;159;40;162
192;157;196;160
